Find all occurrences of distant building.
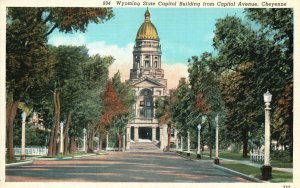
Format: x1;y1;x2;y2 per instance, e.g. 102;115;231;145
126;9;176;150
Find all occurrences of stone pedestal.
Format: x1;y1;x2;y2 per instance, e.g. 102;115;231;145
261;165;272;180
214;158;220;165
134;127;139;141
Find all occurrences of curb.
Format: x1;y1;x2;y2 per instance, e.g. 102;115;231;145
72;154;96;158
6;160;33;167
33;153;97;161
34;156;73;161
213;164;264;183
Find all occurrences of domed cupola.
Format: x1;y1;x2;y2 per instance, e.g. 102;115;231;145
136;8;159;41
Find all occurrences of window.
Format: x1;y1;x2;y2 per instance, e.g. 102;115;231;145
146;101;152;107
140;110;144;118
154;61;158;68
145;60;150;68
146;109;152;118
140;101;144;106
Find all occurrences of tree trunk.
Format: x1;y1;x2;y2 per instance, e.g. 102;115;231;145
6;101;19;160
87;129;94;153
48;90;60;157
242;131;248;158
117;133;121;151
63;111;72;155
70;136;76;154
99;135;103;151
209;144;213;159
167;125;171;152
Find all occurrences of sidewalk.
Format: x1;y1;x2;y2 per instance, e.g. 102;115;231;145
6;153;97;167
203;155;293;173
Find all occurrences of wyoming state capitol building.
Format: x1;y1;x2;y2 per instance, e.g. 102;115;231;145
126;9;176;150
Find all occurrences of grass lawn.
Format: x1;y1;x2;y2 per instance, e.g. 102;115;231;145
202;150;250;160
202;150;292;168
6;158;26;164
221;162;293;183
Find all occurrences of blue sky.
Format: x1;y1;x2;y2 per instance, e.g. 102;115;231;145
48;8;245;88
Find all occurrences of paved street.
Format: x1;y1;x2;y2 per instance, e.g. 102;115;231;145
6;151;252;182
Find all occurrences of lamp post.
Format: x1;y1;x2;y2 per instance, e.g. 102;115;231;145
83;128;86;152
261;90;272;180
59;121;64;153
187;131;190;156
21;111;26;160
214;114;220;164
106;133;109;151
197;124;202;159
180;136;183;153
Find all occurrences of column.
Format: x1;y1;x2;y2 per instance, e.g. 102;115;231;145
134;126;139;141
21;112;26;160
187;131;190;154
141;54;144;67
135;101;139;118
122;134;126;152
106;134;109;151
152;127;156;141
60;121;64;153
180;136;183;152
83;128;86;152
176;137;179;150
126;127;131;149
265;108;271;166
160;127;163;149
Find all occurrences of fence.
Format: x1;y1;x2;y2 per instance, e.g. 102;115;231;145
13;147;48;156
250;151;264;162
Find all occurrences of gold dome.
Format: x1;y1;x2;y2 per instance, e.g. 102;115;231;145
136;9;159;41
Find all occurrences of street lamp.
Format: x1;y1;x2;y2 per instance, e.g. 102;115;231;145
197;124;202;159
59;121;64;153
214;114;220;165
261;90;272;180
187;131;190;156
83;128;86;152
21;111;26;160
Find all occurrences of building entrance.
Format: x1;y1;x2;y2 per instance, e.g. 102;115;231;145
139;127;152;140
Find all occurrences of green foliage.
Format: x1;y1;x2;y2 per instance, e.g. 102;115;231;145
211;9;293;157
110;72;136;135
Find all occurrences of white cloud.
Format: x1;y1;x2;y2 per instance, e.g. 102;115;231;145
49;34;189;89
86;42;134;81
49;34;86;46
162;61;189;89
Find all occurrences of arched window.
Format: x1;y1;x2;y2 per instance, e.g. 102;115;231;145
139;89;153;118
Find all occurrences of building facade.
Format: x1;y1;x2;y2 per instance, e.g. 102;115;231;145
126;9;170;150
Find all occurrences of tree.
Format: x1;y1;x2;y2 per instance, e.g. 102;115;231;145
6;7;114;159
111;72;136;151
6;8;51;160
188;54;224;158
212;9;293;158
155;94;172;151
97;81;128;151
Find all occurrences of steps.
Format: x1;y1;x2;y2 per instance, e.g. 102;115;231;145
129;140;160;151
